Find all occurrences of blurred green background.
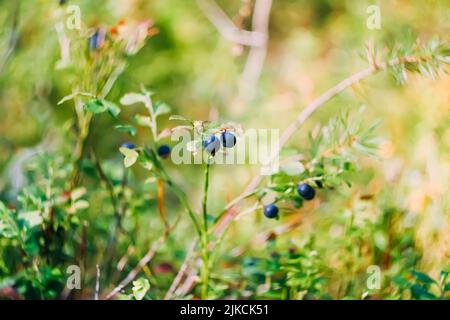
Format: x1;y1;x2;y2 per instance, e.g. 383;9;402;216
0;0;449;299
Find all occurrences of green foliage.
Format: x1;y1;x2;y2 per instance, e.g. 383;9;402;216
262;109;382;211
388;37;450;85
0;0;449;301
132;278;150;300
392;270;450;300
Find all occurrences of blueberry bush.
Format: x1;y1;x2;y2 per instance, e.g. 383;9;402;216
0;0;449;300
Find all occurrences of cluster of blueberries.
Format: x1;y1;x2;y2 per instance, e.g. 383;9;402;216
203;131;237;155
120;130;236;161
263;183;316;219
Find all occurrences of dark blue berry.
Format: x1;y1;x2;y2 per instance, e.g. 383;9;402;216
296;183;315;200
220;131;237;148
157;145;171;159
89;29;105;51
121;142;135;149
263;204;279;219
203;135;221;156
89;30;100;50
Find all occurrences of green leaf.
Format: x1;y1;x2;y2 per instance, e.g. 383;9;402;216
84;99;107;114
444;283;450;292
410;284;437;300
411;271;436;284
71;187;87;201
392;275;410;288
115;125;137;136
440;270;449;284
103;100;121;118
134;114;152;127
120;93;146;106
57;92;95;105
132;278;150;300
0;203;18;238
374;231;388;250
140;85;155;97
343;161;354;171
141;160;153;171
153;102;171;117
24;237;39;256
58;93;78;105
119;147;139;168
18;211;43;228
74;200;90;211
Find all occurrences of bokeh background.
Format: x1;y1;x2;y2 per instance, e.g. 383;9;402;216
0;0;449;299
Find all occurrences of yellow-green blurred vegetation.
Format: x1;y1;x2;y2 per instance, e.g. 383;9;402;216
0;0;449;300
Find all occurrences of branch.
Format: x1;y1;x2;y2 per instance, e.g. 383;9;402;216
196;0;267;47
240;0;272;99
94;264;101;300
197;0;273;100
164;242;196;300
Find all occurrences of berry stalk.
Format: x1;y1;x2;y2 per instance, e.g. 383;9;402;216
200;161;211;299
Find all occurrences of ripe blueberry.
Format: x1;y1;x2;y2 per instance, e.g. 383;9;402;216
220;131;237;148
296;183;315;200
89;30;100;50
89;29;105;51
263;203;279;219
121;142;135;149
203;135;221;156
157;145;171;159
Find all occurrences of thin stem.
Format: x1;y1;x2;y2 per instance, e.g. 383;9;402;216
71;109;93;188
94;264;101;300
200;161;211;299
157;178;170;235
200;240;210;300
202;162;211;233
91;148;119;217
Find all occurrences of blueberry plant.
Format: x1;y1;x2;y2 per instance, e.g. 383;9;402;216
0;1;449;301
